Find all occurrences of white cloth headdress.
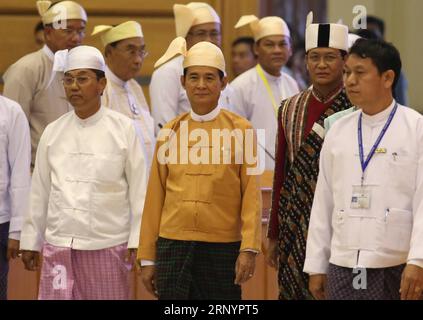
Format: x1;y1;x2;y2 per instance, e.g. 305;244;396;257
91;21;143;47
154;37;225;73
36;0;87;25
235;15;290;41
173;2;220;38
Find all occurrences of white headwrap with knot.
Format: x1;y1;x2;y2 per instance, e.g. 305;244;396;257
36;0;87;25
154;37;225;73
91;21;144;47
235;15;290;41
173;2;221;38
47;45;105;87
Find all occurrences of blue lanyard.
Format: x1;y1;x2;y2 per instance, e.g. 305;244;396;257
358;103;398;185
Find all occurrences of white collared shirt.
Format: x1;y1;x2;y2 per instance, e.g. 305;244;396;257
304;101;423;273
0;96;31;240
230;64;300;170
20;107;148;251
42;44;55;61
190;105;221;122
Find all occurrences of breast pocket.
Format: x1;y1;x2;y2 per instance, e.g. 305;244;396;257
332;209;381;251
387;154;417;192
381;208;413;253
94;153;125;183
332;210;360;250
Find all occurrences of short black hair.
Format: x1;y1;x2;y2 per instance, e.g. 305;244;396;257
34;21;44;33
256;36;291;47
355;29;381;40
366;15;385;37
232;37;257;58
349;38;401;93
91;69;105;80
232;36;255;48
183;68;225;80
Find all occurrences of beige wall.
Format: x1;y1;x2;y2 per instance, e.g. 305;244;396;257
328;0;423;112
0;0;260;100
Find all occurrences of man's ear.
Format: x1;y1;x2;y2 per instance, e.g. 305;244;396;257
104;44;112;58
43;26;52;41
305;54;310;72
253;42;260;57
98;77;107;95
383;70;395;90
221;76;228;91
180;75;186;89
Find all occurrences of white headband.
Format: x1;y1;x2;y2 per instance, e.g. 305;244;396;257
173;2;221;38
154;37;225;73
235;15;290;41
37;0;87;25
92;21;143;47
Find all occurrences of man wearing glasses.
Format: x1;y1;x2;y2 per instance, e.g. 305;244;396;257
3;1;87;168
266;13;353;299
149;2;235;135
19;46;147;300
92;21;155;170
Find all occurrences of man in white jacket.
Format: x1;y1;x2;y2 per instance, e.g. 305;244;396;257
231;15;299;170
20;46;147;300
304;38;423;300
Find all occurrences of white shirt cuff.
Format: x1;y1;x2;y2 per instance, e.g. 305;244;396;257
241;249;259;254
9;231;20;241
407;259;423;269
140;260;155;266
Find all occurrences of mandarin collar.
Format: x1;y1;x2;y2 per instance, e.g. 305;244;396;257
190;105;221;122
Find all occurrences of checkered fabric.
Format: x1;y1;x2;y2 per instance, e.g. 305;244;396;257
39;242;132;300
326;263;405;300
0;223;9;300
156;237;241;300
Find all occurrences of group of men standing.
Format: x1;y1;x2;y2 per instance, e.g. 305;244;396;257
0;0;422;301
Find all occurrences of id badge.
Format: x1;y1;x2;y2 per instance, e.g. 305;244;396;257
351;185;371;209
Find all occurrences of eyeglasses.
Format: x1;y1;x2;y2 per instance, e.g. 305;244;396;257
62;76;96;86
116;47;149;59
57;28;86;38
187;30;221;40
307;54;342;65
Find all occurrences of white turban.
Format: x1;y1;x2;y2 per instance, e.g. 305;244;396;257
53;45;105;74
36;0;87;25
235;15;290;41
91;21;144;47
154;37;225;73
173;2;221;38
